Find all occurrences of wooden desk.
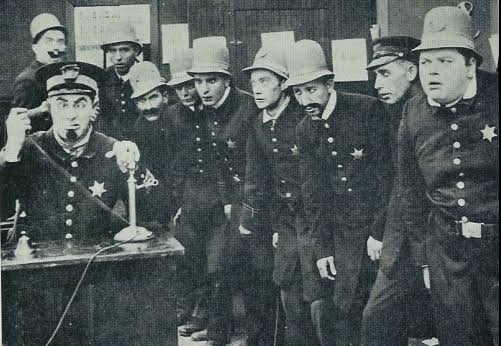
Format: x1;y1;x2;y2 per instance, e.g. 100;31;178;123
2;232;184;346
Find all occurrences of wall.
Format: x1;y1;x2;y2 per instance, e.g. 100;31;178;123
379;0;498;71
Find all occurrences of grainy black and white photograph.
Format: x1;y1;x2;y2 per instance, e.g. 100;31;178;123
0;0;498;345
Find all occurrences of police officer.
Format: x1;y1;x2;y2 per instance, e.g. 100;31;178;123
162;48;209;336
184;36;257;345
291;40;392;345
98;21;142;140
239;45;294;345
361;36;436;345
0;61;163;242
127;61;176;225
12;13;67;133
396;6;498;345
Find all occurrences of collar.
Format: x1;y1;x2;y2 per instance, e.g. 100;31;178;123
213;87;231;109
115;62;136;82
263;96;291;123
318;90;337;121
427;78;477;108
53;126;93;158
32;60;45;69
189;103;204;112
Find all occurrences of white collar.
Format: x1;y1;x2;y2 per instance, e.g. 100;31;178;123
263;96;290;123
213;87;231;109
189;103;203;112
427;78;477;107
320;90;338;121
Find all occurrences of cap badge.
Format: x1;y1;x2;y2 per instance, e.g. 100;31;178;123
60;64;80;83
427;18;446;33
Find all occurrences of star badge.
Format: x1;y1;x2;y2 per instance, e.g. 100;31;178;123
480;124;497;142
89;181;107;197
350;148;365;160
291;144;299;156
227;139;236;148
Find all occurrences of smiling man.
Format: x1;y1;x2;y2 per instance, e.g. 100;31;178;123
291;40;392;345
11;13;67;133
394;6;499;345
0;61;162;242
98;21;142;140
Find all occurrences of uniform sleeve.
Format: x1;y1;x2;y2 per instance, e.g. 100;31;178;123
240;126;272;232
396;102;430;267
12;78;38;109
368;100;394;241
297;120;335;261
95;87;113;136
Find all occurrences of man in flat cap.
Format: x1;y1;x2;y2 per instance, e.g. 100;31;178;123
11;13;67;133
393;5;498;345
291;40;392;345
239;45;295;345
361;36;435;345
180;36;257;345
98;21;143;140
0;61;164;242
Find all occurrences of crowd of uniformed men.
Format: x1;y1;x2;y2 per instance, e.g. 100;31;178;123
0;3;498;346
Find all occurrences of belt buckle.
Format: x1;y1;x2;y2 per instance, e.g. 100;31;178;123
461;222;483;239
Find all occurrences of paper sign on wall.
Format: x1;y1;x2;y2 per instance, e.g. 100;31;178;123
261;31;295;52
161;24;190;64
74;5;150;68
331;39;368;82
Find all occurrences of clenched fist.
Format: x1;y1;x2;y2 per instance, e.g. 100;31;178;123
4;108;31;158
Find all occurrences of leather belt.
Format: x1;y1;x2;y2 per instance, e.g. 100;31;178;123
453;221;498;240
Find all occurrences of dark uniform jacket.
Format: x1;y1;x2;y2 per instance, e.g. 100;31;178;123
130;109;177;220
396;70;499;268
0;129;165;241
378;83;425;275
171;101;222;216
11;60;52;132
205;87;257;206
297;91;392;311
98;66;139;140
240;99;322;294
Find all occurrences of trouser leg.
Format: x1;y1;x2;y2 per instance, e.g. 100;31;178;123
427;229;498;346
310;298;336;346
280;269;319;346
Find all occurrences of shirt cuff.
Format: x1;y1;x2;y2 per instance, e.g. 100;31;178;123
1;147;20;162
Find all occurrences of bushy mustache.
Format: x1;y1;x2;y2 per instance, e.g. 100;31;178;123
47;50;66;58
303;103;322;109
